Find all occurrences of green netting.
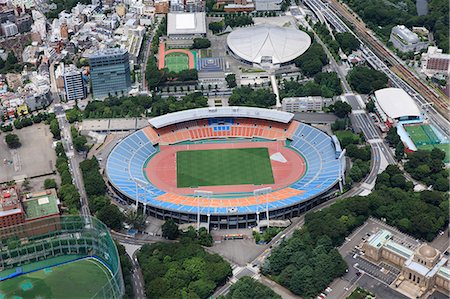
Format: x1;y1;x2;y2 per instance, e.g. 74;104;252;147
0;216;123;299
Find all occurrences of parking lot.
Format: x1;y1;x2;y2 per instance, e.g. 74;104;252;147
0;124;56;183
336;218;422;299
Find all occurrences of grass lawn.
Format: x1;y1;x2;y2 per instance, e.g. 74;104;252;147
0;258;112;299
165;52;189;73
405;124;440;146
176;148;274;187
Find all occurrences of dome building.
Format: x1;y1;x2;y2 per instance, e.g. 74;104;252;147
226;24;311;69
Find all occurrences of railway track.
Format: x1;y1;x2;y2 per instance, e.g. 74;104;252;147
328;0;450;120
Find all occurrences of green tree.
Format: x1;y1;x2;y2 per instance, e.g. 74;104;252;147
208;21;224;34
335;32;360;54
88;195;110;214
5;133;21;149
225;74;237;88
50;119;61;139
44;178;57;189
162;219;179;240
96;204;123;230
226;277;281;299
347;66;388;94
191;38;211;49
330;100;352;118
125;209;146;230
294;43;328;77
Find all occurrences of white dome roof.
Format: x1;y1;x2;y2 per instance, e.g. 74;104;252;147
227;24;311;65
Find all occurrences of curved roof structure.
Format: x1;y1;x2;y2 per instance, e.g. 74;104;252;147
148;106;294;128
226;24;311;65
374;88;421;119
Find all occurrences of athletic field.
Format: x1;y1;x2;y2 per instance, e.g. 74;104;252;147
405;124;440;146
176;148;274;187
165;52;189;73
0;258;112;299
416;143;450;163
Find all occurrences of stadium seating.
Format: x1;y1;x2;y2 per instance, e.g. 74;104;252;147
106;119;341;215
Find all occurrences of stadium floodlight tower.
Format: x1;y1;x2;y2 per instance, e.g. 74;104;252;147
194;190;213;230
131;177;154;214
338;149;346;193
254;187;272;229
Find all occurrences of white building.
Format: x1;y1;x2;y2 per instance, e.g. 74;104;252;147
227;25;311;69
373;88;422;126
1;21;18;37
167;12;206;39
390;25;428;53
282;96;333;112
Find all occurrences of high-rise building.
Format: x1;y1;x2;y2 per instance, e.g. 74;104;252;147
1;21;18;37
88;48;131;99
63;65;87;101
15;13;32;33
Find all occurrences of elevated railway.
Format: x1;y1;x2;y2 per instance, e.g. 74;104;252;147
327;0;450;120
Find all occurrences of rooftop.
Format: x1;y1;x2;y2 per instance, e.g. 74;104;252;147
227;24;311;65
167;12;206;35
374;88;421;119
148;107;294;128
22;189;60;220
367;229;392;248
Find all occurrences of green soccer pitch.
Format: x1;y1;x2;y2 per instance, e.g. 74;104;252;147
0;258;112;299
165;52;189;73
176;148;275;188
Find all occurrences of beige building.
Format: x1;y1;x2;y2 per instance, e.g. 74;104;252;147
364;229;450;298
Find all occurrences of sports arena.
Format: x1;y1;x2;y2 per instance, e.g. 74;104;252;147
106;107;345;229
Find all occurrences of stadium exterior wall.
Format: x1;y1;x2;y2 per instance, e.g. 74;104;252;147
109;180;339;229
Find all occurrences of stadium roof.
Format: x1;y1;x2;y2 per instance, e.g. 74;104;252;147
148;107;294;128
227;24;311;65
167;12;206;36
374;88;421;119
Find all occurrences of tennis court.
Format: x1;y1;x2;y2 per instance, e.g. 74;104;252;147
165;52;189;73
176;148;275;188
405;124;440;146
0;258;112;299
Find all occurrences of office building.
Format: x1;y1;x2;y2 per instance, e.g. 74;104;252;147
16;13;32;34
63;65;87;101
88;48;131;99
282;96;333;112
1;21;18;37
390;25;428;53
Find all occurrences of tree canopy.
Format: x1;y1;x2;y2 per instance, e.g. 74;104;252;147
335;32;360;55
162;219;179;240
294;43;328;77
341;0;448;52
347;66;388;94
5;133;21;149
264;165;448;297
228;87;276;107
225;277;281;299
225;74;237;88
137;241;232;299
404;148;449;191
280;72;343;99
192;38;211;49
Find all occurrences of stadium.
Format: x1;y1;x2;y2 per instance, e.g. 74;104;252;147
106;107;345;229
0;216;124;298
226;24;311;68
